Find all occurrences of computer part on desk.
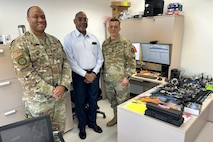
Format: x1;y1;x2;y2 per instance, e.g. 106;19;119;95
135;73;158;80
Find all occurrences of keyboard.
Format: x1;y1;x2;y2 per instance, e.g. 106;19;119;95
135;74;157;80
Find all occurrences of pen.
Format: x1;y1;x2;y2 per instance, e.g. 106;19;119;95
132;101;142;104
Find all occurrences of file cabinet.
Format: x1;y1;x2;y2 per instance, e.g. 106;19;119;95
0;44;25;126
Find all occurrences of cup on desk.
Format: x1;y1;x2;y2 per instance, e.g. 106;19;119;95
1;35;11;44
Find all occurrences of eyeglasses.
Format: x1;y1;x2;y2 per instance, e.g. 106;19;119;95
109;25;119;29
76;17;88;22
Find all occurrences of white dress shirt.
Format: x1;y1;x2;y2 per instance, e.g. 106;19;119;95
63;29;104;77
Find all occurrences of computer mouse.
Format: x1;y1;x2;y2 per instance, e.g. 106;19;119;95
158;77;162;81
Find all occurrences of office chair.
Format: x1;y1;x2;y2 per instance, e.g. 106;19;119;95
85;88;106;118
96;88;106;118
70;87;106;119
53;131;65;142
0;115;65;142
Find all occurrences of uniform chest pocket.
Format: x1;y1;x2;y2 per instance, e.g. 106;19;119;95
48;43;62;60
113;45;124;57
29;45;48;66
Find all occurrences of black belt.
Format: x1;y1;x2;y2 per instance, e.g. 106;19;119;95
84;68;94;73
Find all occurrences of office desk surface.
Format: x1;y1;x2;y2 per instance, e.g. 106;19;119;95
118;83;213;142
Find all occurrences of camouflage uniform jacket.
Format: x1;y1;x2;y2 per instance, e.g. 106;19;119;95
102;34;136;82
10;31;71;102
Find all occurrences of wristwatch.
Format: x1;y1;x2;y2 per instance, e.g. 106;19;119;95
126;76;131;80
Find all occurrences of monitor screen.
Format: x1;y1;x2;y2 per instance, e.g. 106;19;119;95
132;43;141;61
0;115;54;142
142;43;170;65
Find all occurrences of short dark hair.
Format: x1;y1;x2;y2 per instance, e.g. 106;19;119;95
109;18;121;25
27;6;37;17
27;6;42;17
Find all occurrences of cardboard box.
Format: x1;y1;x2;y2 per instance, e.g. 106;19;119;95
111;1;131;18
111;1;131;7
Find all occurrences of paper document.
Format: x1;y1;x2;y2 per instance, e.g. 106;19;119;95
124;100;147;114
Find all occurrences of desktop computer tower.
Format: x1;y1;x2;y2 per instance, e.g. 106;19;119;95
144;0;164;17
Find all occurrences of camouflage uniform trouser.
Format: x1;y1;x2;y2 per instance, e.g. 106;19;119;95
104;81;130;113
24;97;66;142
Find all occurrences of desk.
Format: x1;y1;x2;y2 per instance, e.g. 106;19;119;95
118;76;213;142
129;74;166;95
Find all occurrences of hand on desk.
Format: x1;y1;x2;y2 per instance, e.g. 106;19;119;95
121;77;129;86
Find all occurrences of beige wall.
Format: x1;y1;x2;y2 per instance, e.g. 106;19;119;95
128;0;213;77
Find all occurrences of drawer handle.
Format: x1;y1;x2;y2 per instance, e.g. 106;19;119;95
0;49;3;54
0;81;11;87
4;110;17;116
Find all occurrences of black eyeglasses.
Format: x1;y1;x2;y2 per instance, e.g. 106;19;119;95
76;17;88;22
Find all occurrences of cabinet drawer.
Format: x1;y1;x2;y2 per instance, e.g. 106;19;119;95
0;78;23;110
0;58;17;80
0;46;17;80
0;105;25;126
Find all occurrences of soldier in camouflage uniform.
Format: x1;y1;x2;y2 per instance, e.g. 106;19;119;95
102;18;136;127
10;6;70;141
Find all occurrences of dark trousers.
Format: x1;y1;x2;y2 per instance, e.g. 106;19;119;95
72;71;100;130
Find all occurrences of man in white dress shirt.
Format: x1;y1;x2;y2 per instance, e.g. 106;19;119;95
63;11;104;140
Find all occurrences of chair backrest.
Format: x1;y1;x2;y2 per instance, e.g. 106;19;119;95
0;115;54;142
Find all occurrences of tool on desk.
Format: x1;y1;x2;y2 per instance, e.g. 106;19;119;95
140;96;159;103
131;100;143;104
154;94;177;101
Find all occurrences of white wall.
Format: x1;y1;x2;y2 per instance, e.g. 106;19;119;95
1;0;213;77
0;0;112;44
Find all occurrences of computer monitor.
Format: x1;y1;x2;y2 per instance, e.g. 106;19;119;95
141;43;171;65
132;43;141;61
0;115;54;142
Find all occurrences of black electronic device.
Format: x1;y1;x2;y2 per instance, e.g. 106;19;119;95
170;69;180;79
145;108;184;127
191;90;212;104
145;102;184;127
0;115;54;142
144;0;164;17
146;102;183;119
150;40;158;44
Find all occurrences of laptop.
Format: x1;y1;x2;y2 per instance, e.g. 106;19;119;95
0;115;54;142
